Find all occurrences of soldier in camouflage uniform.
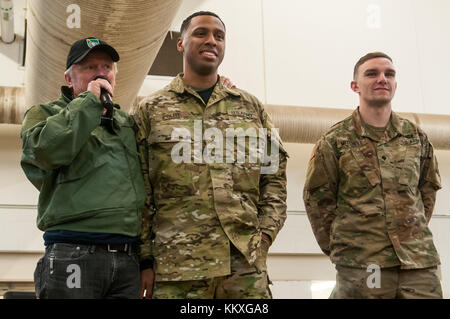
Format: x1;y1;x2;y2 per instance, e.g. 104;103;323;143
134;11;288;299
303;52;443;298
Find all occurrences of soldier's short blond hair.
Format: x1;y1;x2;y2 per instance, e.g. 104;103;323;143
353;52;393;79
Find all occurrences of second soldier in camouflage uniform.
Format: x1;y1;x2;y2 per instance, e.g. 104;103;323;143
303;52;442;298
134;11;288;299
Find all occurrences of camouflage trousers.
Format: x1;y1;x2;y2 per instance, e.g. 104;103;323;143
153;244;272;299
330;264;443;299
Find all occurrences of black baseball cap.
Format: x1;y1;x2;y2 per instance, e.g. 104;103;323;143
66;37;120;70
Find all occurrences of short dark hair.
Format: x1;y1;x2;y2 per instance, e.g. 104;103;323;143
180;11;226;35
353;52;393;79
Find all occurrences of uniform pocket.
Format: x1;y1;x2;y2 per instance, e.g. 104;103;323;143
349;144;381;187
232;162;261;195
149;125;200;200
227;127;262;195
398;141;421;191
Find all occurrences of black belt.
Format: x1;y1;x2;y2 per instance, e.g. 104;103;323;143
48;242;139;254
95;243;138;253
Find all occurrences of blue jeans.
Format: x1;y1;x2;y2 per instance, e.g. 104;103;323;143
34;243;140;299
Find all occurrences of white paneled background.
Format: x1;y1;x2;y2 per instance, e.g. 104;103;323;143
1;0;450;298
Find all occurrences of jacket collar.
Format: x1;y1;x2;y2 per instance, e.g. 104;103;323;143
60;86;120;109
61;86;74;103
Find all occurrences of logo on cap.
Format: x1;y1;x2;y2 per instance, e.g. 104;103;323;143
86;38;100;48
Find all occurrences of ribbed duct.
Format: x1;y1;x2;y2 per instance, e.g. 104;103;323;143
25;0;182;111
0;86;25;124
3;89;450;150
265;105;450;150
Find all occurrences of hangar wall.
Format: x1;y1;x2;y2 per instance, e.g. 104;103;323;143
1;0;450;298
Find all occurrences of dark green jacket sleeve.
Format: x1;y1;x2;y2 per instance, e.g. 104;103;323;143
21;91;103;189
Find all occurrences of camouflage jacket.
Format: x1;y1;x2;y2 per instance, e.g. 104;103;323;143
133;75;288;281
303;108;441;269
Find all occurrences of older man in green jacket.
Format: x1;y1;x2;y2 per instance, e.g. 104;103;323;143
21;37;145;299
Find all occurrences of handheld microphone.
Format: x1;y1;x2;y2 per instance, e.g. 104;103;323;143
93;76;115;133
93;75;114;110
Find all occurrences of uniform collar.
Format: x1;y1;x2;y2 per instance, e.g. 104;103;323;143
168;73;241;98
352;107;405;141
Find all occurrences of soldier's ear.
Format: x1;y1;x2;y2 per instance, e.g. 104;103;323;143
177;37;184;54
350;81;360;94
